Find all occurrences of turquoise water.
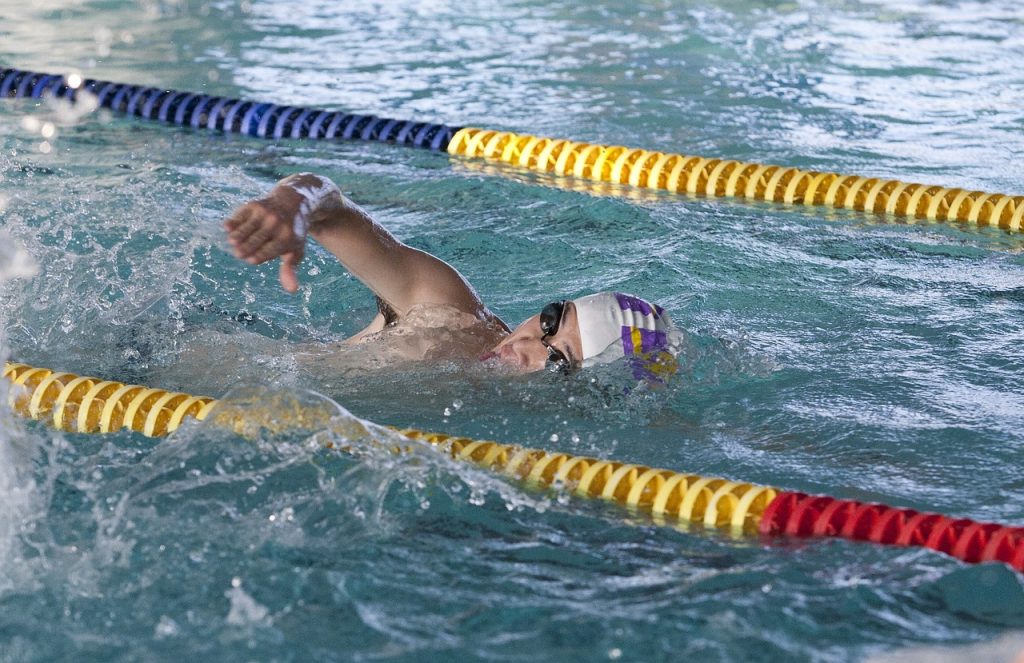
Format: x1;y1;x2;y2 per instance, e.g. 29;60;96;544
2;1;1024;660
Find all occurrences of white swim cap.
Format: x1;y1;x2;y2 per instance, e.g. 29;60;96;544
571;292;680;378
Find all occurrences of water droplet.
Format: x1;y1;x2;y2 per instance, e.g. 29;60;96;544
452;399;463;410
609;648;622;660
549;433;559;443
231;577;241;588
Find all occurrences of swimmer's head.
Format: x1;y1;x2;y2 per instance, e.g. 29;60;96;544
573;292;678;366
483;292;680;379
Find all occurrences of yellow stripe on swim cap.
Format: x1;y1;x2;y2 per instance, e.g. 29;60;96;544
630;327;644;355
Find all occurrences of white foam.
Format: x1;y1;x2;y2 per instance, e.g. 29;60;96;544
285;175;341;239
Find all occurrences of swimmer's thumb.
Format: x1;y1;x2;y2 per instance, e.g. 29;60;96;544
279;248;303;293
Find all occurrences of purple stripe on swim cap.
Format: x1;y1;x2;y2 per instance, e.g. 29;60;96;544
614;292;662;318
638;328;668;353
628;356;652;382
620;326;634;355
620;326;669;355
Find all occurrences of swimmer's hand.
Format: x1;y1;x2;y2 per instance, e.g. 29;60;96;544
225;191;307;293
224;175;341;293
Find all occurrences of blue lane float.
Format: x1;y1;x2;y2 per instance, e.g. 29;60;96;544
0;67;458;150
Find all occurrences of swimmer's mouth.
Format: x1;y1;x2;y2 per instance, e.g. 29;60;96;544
480;346;519;367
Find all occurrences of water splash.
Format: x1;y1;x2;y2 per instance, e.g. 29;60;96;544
0;238;42;595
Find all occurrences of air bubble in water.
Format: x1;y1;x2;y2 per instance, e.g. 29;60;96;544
154;615;180;639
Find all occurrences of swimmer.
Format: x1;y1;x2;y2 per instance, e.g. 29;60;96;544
224;173;679;375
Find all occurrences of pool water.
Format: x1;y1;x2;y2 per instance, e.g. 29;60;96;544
2;1;1024;660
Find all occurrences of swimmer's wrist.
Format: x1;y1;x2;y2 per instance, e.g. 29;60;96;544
276;173;344;238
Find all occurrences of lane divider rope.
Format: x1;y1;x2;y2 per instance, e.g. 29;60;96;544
446;128;1024;231
0;67;457;150
4;361;1022;571
3;67;1021;231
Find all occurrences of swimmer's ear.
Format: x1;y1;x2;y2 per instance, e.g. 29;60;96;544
279;249;303;293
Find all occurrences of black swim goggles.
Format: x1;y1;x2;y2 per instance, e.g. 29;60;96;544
539;300;573;373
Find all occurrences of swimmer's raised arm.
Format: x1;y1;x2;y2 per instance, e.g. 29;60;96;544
224;173;489;318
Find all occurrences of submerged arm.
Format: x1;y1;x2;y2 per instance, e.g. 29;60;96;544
224;173;489;318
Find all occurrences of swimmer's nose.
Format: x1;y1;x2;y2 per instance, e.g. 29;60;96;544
497;343;522;366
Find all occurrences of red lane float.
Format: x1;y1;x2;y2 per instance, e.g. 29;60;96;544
760;492;1024;570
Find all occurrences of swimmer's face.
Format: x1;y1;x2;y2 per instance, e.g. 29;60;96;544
482;300;584;372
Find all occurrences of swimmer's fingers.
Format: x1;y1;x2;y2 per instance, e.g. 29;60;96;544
223;204;252;232
279;249;303;293
234;223;279;261
224;200;286;256
246;225;303;266
228;208;290;261
224;201;267;239
224;201;305;286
